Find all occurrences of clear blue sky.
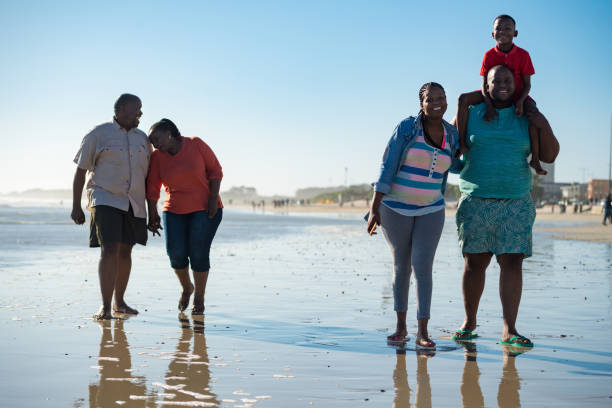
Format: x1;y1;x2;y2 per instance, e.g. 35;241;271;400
1;0;610;195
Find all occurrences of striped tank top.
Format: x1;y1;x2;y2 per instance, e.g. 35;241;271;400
381;127;452;216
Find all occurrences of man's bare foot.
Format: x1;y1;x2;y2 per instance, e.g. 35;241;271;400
113;302;139;315
530;159;547;175
179;283;194;311
93;306;113;320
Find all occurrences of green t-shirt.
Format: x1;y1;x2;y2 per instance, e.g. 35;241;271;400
459;103;532;198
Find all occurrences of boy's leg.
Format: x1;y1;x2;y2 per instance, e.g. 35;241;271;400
524;99;547;175
456;91;485;153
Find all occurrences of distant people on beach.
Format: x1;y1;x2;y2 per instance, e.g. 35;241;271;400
603;195;612;226
455;14;548;175
146;119;223;315
367;82;462;349
451;65;559;347
71;94;151;320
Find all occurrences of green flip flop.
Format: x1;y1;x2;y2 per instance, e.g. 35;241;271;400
501;335;534;348
452;329;478;341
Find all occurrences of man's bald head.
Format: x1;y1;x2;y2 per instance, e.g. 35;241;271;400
487;65;513;82
486;65;515;103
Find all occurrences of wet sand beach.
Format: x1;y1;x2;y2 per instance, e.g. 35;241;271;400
1;204;611;407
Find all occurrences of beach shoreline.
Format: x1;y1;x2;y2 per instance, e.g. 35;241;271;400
226;203;612;243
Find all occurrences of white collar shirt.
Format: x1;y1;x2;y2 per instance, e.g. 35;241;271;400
73;119;151;218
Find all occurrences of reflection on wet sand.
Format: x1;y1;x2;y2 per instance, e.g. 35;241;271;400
86;316;219;407
497;346;525;408
88;319;149;407
459;342;484;408
158;314;219;407
457;342;526;408
393;349;433;408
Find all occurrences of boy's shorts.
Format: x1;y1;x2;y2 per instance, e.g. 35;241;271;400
89;205;147;248
456;193;535;258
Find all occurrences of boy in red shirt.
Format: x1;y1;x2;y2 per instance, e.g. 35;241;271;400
456;14;547;175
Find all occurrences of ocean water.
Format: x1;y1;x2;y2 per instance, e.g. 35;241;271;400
1;201;611;407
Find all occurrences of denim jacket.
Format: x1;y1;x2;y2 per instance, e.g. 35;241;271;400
373;112;462;196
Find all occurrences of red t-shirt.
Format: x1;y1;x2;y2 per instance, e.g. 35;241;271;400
480;44;535;97
146;137;223;214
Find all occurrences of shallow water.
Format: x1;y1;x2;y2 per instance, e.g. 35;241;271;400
1;203;611;407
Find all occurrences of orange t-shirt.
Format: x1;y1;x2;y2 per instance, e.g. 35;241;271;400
146;137;223;214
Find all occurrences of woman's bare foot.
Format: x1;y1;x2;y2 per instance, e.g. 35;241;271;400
93;305;113;320
416;336;436;349
191;297;205;315
113;302;139;315
179;283;194;311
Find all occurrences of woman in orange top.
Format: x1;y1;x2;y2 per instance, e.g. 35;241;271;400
146;119;223;315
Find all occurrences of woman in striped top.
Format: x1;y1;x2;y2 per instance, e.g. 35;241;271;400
367;82;461;349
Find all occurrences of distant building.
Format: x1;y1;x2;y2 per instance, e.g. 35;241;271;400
587;179;611;201
535;162;555;184
533;162;563;200
561;183;587;201
539;181;568;201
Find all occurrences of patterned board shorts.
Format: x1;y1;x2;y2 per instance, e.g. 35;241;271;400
456;193;536;258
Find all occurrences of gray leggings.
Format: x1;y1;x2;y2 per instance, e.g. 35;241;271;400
380;204;445;318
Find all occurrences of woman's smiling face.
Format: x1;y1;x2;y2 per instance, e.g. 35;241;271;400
421;87;447;119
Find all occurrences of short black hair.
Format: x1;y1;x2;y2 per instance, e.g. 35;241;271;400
494;14;516;26
150;118;181;139
114;93;140;113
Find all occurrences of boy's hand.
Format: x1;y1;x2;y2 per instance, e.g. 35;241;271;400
483;104;498;122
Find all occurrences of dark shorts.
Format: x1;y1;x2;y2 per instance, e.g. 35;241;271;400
89;205;148;248
162;209;222;272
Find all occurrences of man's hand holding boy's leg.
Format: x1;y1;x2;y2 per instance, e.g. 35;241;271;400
514;98;525;117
